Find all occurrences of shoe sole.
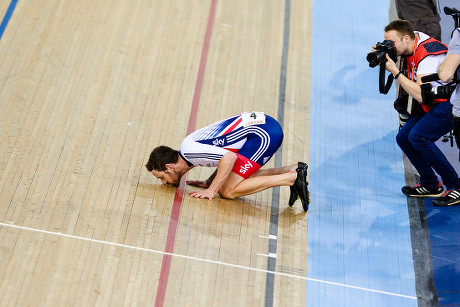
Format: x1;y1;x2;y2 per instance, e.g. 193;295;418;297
403;193;444;198
402;190;444;198
433;199;460;207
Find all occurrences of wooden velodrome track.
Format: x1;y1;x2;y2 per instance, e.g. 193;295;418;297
0;0;311;305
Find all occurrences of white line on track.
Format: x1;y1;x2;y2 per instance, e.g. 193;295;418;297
0;221;417;300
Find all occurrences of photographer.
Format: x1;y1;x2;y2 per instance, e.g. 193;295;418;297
435;27;460;206
395;0;441;40
378;20;460;206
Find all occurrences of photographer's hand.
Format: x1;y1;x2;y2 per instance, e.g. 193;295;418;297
384;54;399;75
386;51;425;101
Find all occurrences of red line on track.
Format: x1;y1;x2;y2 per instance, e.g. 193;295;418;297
154;1;218;306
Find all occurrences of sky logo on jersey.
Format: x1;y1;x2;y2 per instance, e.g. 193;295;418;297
239;161;253;174
212;138;225;146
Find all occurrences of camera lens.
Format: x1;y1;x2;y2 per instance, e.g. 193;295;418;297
435;85;455;98
399;113;410;128
366;51;385;68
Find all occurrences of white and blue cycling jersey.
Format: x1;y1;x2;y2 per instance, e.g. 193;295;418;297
179;111;283;178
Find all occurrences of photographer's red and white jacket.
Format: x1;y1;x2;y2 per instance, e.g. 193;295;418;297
405;31;448;112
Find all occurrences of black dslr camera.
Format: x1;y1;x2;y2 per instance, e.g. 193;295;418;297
366;40;398;68
367;40;399;94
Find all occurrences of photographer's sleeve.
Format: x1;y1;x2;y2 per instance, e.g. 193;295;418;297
417;54;445;86
448;29;460;55
448;29;460;118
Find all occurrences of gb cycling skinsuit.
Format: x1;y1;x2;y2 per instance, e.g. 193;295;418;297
179;111;283;179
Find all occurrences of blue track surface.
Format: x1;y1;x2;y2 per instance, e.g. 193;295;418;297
307;0;418;305
425;142;460;306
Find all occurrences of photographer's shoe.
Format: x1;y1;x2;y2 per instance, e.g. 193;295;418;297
292;163;310;211
288;162;307;207
401;181;444;197
433;189;460;206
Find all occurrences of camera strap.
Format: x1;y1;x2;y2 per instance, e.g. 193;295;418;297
379;63;394;94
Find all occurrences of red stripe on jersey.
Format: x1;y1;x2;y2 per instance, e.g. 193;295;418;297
224;148;239;153
222;117;242;135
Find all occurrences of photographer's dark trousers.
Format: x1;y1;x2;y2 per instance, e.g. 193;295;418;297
396;101;460;190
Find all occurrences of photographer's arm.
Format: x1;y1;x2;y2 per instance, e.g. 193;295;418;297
439;53;460;83
385;54;423;101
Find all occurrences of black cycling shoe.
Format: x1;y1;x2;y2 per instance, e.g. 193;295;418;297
288;162;308;207
298;162;307;169
288;186;299;207
292;162;310;211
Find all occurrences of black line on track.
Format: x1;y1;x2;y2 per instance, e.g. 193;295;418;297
264;0;291;305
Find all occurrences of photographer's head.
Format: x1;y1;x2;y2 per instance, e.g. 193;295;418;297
384;20;416;56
